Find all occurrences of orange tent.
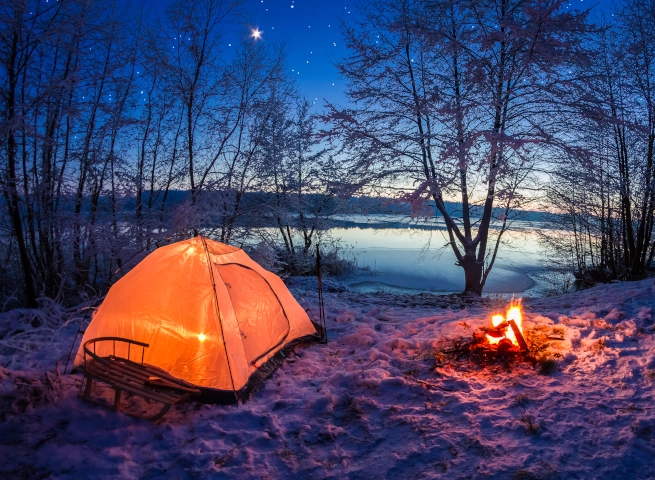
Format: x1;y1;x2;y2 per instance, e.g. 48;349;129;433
74;236;318;403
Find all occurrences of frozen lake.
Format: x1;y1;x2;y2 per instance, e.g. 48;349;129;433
328;215;553;297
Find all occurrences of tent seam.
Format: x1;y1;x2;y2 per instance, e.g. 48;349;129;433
200;236;239;403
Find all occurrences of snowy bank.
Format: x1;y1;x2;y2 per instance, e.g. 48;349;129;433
1;279;655;478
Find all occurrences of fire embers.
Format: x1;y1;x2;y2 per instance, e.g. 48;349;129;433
485;298;529;352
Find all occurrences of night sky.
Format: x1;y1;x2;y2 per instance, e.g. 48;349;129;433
230;0;352;108
227;0;614;110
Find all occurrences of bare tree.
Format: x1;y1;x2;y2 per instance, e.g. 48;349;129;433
262;99;341;273
327;0;590;294
211;34;288;244
153;0;241;208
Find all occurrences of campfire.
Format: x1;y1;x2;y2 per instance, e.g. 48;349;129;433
431;297;567;378
484;298;529;352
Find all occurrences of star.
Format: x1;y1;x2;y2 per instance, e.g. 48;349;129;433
251;28;262;40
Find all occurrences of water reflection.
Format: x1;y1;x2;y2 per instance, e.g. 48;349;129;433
330;217;549;297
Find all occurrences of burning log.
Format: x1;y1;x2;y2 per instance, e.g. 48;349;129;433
485;320;509;338
507;319;529;352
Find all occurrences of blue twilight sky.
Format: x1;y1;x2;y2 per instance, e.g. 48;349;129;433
226;0;617;110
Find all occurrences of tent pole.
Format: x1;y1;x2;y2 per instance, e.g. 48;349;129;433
316;244;327;344
284;277;324;341
201;235;239;405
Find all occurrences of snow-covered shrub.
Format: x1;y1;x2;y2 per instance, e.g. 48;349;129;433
267;241;361;277
0;367;65;420
317;245;361;277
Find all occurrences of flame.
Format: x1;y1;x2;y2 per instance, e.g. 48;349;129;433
505;304;523;345
486;298;524;347
487;314;506;345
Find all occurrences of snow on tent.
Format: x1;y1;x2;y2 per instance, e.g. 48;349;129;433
74;236;318;405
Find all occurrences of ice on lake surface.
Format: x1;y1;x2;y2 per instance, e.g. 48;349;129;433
330;215;549;296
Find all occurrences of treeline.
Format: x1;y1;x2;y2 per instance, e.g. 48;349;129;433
540;0;655;284
2;0;655;308
0;0;350;308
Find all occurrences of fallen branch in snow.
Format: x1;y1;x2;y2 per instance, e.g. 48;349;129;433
403;374;456;392
358;359;378;374
613;405;655;411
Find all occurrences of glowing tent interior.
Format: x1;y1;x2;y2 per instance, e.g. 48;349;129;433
74;236;318;404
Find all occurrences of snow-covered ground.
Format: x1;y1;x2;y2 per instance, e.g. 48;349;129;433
2;279;655;479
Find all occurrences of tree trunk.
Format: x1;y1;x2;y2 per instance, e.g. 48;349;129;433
3;22;37;306
460;254;483;295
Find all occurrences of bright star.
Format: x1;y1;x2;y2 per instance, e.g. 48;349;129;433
251;28;262;40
